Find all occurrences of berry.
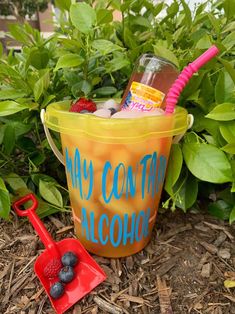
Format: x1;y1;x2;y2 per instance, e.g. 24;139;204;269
80;109;89;113
108;108;117;115
44;259;62;279
59;266;75;283
70;98;96;113
61;251;78;267
50;282;64;299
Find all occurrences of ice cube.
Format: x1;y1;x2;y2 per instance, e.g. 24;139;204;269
142;109;164;116
103;99;120;111
111;111;144;119
93;108;111;118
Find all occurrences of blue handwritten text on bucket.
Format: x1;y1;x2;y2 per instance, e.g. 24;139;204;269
65;147;167;247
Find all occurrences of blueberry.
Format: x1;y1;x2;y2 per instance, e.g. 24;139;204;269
80;109;89;113
108;108;117;115
50;282;64;299
61;251;78;267
59;266;75;283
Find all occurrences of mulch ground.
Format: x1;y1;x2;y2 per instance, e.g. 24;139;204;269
1;209;235;314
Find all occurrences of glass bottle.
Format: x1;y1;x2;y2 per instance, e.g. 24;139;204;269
121;53;179;112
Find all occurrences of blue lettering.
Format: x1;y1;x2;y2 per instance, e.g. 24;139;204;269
74;148;83;198
81;207;89;240
148;152;157;197
135;211;145;241
110;215;122;247
83;159;94;200
140;154;152;199
123;213;136;245
113;163;125;200
126;166;137;198
98;214;109;245
90;211;98;243
65;148;75;187
102;161;113;203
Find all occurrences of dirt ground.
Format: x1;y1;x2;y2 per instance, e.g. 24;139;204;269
1;209;235;314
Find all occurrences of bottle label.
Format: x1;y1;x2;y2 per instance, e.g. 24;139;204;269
121;81;165;112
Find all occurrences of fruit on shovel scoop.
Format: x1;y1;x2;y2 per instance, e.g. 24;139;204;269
13;194;106;314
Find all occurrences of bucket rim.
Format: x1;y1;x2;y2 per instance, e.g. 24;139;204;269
45;100;188;140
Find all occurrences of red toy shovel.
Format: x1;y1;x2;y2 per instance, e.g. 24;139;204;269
13;194;106;314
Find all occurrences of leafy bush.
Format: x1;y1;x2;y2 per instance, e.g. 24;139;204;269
0;0;234;222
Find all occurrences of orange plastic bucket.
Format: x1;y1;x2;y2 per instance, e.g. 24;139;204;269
43;100;188;257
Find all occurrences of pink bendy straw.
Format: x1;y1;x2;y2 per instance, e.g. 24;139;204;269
165;45;219;114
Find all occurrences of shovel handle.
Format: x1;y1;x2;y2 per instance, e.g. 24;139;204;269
13;194;59;254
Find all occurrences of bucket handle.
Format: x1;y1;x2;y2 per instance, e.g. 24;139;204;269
172;114;194;144
41;109;194;165
40;109;65;165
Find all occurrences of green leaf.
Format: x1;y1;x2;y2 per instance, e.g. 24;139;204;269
220;122;235;143
229;206;235;224
39;180;63;208
0;43;3;58
0;177;10;219
92;40;123;55
55;0;71;11
3;124;15;155
34;71;50;102
218;58;235;84
28;49;49;70
165;144;183;196
71;80;92;97
182;142;232;183
206;103;235;121
30;151;46;166
36;199;62;218
0;101;30;116
131;16;151;28
195;34;212;49
105;57;130;72
223;0;235;21
93;86;117;96
221;143;235;154
180;0;192;28
8;24;29;44
175;174;198;212
54;54;84;71
31;174;57;187
154;2;164;16
222;31;235;50
207;13;220;34
231;159;235;192
215;71;235;104
96;8;113;24
17;137;36;153
153;45;179;67
124;28;138;49
222;21;235;33
0;125;6;145
208;200;232;220
167;1;179;17
0;89;26;100
5;173;27;191
70;3;96;34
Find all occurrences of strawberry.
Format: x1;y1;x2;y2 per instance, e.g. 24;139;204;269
70;97;97;113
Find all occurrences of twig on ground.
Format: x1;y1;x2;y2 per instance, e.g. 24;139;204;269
157;276;173;314
93;296;123;314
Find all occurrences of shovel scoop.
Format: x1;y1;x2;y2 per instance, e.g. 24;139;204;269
13;194;106;314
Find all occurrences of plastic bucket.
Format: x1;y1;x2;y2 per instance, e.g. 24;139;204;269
43;100;189;257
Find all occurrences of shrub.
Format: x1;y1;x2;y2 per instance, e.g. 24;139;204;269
0;0;234;222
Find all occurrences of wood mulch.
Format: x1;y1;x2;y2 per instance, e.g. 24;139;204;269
0;210;235;314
